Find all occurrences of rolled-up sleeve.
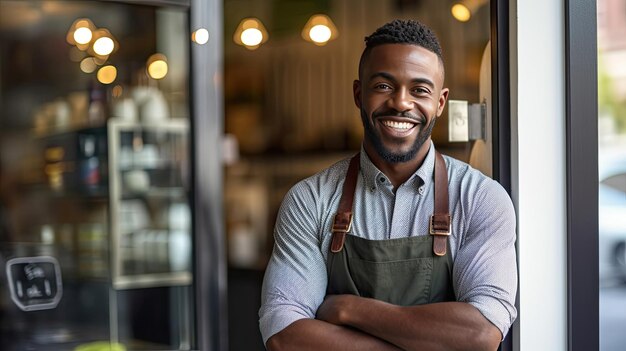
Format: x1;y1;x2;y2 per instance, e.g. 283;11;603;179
453;179;518;339
259;182;329;345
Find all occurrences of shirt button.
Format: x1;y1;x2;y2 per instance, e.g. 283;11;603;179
418;187;425;194
379;177;386;183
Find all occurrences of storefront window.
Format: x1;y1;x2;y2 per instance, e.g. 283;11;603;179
598;0;626;349
0;1;195;349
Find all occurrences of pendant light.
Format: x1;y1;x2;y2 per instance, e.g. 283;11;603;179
302;14;338;46
233;18;268;50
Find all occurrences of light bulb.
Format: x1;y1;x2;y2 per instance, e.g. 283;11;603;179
451;4;471;22
97;65;117;84
80;57;97;73
193;28;209;44
241;28;263;47
93;37;114;56
73;27;92;45
309;25;332;44
148;59;168;79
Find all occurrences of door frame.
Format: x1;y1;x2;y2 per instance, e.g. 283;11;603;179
189;0;228;350
565;0;599;350
491;1;513;349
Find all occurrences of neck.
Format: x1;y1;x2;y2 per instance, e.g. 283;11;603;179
363;139;432;189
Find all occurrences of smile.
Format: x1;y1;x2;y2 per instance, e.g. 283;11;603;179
382;120;415;130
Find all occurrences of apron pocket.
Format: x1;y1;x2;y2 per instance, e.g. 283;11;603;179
348;257;433;306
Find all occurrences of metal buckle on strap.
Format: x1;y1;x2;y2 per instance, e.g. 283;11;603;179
429;215;451;236
332;213;353;233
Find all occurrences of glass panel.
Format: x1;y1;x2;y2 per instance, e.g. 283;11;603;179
598;0;626;350
0;1;195;350
223;1;492;350
111;121;191;287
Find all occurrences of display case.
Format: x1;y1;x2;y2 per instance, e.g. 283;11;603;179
108;117;192;289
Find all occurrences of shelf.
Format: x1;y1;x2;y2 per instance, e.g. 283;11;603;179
120;187;186;200
19;184;109;201
107;117;189;132
112;271;192;290
33;123;107;139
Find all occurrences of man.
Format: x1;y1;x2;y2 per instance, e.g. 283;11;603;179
259;19;517;351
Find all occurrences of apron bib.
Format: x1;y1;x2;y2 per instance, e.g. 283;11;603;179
326;152;455;306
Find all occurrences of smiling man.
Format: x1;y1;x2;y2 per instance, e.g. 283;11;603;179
259;20;517;351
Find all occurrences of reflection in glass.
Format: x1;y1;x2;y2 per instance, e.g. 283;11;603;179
598;0;626;350
0;1;194;350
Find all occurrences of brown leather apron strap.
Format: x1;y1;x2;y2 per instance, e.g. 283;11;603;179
331;151;450;256
330;153;359;253
431;151;450;256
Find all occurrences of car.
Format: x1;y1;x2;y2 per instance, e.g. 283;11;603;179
599;149;626;286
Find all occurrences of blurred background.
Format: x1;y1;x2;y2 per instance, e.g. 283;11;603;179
598;0;626;350
0;0;623;350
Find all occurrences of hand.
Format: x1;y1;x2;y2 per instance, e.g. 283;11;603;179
316;294;352;326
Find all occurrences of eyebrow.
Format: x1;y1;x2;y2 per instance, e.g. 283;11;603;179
369;72;435;90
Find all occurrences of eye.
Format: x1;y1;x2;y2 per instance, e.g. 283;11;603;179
412;86;431;95
374;83;392;91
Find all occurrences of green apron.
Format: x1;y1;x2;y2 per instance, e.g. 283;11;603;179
326;152;455;306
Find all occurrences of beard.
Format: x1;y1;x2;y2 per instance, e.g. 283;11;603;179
360;107;436;164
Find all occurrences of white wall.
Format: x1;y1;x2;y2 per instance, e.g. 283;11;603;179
510;0;567;350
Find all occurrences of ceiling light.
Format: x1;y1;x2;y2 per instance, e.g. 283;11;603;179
88;28;118;59
147;53;168;80
66;18;96;50
451;4;471;22
97;65;117;84
192;28;209;44
241;28;263;46
233;18;268;50
73;27;92;45
451;0;489;22
80;57;97;73
302;14;338;46
93;37;114;56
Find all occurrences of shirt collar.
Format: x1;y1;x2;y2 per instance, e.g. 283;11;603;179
359;141;436;190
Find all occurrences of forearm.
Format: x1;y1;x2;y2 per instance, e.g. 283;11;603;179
326;296;501;351
266;318;403;351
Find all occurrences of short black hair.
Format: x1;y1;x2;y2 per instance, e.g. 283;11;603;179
359;19;444;78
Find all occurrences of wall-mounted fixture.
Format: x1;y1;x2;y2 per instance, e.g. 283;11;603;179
301;14;338;46
233;18;268;50
448;99;486;142
451;0;488;22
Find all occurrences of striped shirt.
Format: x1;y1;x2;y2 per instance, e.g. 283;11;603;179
259;142;518;344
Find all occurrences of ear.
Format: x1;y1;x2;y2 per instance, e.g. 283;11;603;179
436;88;449;117
353;80;362;109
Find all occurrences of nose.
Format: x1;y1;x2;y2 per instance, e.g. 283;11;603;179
389;86;414;112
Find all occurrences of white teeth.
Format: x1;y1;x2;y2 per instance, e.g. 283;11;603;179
382;120;414;130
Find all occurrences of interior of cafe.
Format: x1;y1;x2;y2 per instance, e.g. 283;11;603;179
0;0;492;350
222;0;491;349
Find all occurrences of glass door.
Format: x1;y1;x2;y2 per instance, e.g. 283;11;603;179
598;0;626;349
0;1;196;350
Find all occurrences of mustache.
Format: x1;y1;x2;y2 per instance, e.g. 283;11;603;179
372;109;425;123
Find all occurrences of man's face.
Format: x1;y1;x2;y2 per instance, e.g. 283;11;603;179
354;44;449;163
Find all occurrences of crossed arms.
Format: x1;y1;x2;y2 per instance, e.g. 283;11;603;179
266;295;501;351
